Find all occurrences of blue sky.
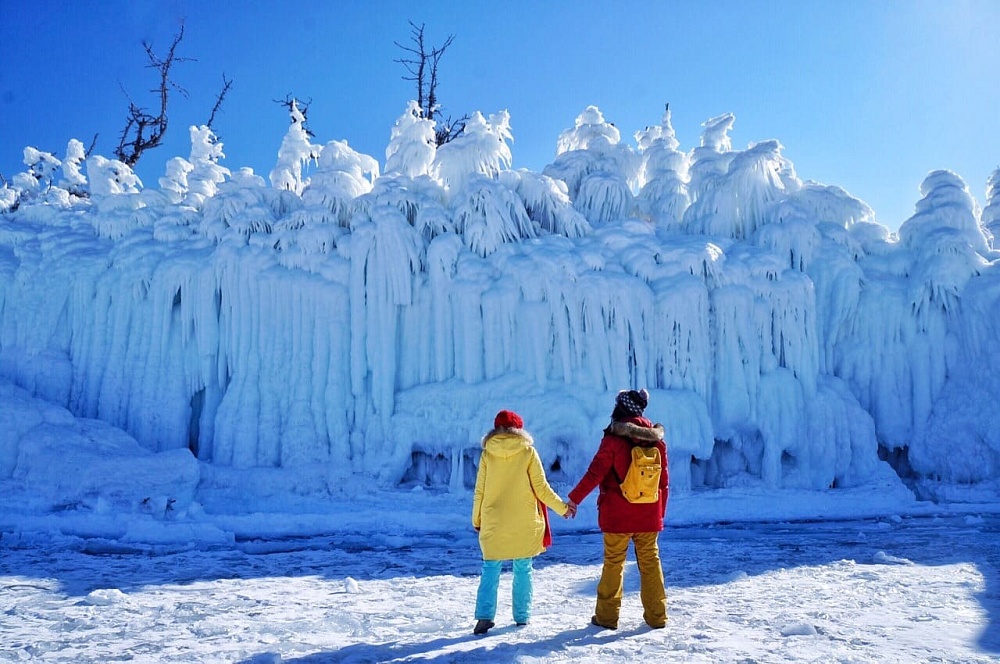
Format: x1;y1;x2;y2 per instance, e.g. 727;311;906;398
2;0;998;229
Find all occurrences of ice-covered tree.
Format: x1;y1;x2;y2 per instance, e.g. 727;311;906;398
268;139;380;262
81;155;154;238
574;171;633;224
452;174;535;256
685;113;736;209
775;183;874;229
58;139;88;198
159;157;194;205
12;147;62;201
352;175;451;243
635;105;690;226
0;183;17;213
635;104;683;176
686;139;790;240
899;170;989;255
269;100;320;195
556;105;620;154
157;125;228;208
201;168;299;243
384;101;437;178
185;125;230;208
498;170;591;238
431;110;513;192
544;106;638;223
981;167;1000;246
755;183;873;274
86;155;142;196
899;170;990;318
302;139;379;226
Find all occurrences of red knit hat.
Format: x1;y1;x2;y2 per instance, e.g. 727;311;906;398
494;409;524;430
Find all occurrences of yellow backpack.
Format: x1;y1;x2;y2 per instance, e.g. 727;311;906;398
619;444;662;503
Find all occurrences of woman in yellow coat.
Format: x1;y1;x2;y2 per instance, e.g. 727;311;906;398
471;409;574;635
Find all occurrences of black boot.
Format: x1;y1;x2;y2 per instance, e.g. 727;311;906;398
473;619;494;635
590;615;618;630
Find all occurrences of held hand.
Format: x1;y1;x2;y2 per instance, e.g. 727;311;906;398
564;500;578;519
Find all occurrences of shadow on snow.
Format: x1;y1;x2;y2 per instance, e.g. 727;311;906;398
1;514;997;654
243;624;653;664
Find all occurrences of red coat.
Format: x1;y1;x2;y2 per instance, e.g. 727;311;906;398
568;416;669;533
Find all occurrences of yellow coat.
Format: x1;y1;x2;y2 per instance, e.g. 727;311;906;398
472;427;569;560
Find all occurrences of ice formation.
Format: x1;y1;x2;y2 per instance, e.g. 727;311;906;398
269;100;320;195
1;101;998;507
983;168;1000;243
635;106;690;227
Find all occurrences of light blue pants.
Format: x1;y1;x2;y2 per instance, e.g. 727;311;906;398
474;558;533;624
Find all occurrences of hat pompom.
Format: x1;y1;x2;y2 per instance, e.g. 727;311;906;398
494;409;524;430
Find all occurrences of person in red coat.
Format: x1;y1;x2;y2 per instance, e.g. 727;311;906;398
567;388;668;630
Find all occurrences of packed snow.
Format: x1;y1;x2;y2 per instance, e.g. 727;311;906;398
1;100;1000;661
1;491;998;662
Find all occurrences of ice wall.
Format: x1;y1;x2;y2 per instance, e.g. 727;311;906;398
1;107;998;499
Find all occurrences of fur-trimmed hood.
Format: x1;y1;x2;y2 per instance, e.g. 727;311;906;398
482;427;534;458
606;419;665;445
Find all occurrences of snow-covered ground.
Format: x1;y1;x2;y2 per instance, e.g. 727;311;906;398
2;507;998;663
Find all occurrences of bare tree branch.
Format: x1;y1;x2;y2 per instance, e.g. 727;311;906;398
86;134;99;158
206;73;234;131
394;21;428;112
435;114;468;146
425;33;454;118
115;22;190;166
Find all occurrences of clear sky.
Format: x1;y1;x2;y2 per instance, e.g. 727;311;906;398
2;0;998;230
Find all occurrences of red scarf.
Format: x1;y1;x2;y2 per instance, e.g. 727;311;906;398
539;500;552;547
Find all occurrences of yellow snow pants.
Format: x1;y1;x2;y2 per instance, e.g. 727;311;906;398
594;531;667;628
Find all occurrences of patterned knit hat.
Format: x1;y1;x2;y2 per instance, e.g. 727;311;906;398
615;389;649;417
494;409;524;430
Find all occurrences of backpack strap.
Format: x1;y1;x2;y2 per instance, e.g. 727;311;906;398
609;436;636;486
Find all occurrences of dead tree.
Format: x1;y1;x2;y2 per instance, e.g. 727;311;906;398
206;73;234;133
115;23;191;166
394;21;468;146
114;22;233;166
